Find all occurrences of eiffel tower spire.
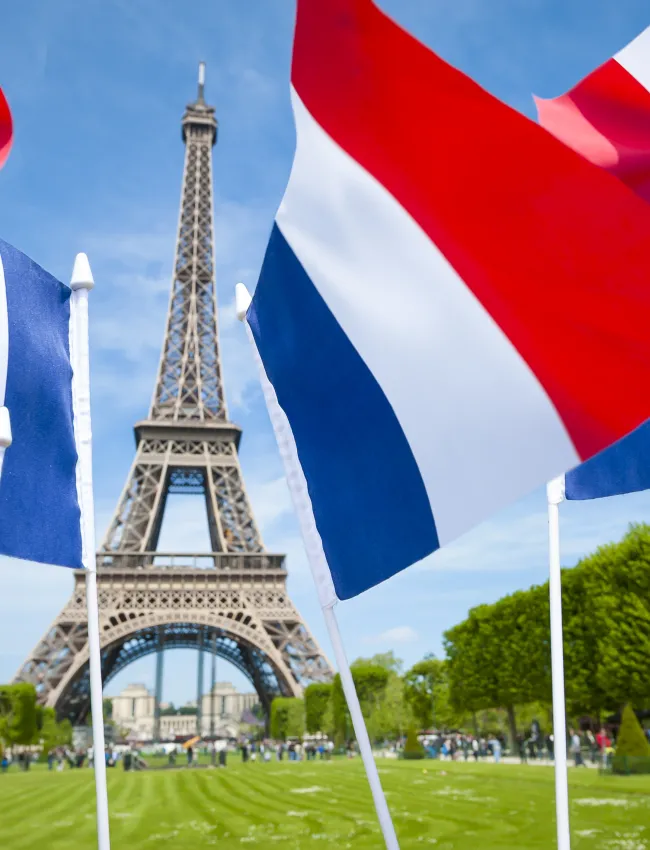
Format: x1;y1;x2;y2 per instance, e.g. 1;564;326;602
14;66;332;724
152;61;222;422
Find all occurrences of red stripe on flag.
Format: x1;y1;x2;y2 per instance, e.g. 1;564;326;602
536;58;650;203
292;0;650;462
0;87;13;170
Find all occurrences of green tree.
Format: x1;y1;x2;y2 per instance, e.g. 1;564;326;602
331;665;390;743
270;697;304;740
445;588;551;746
352;652;403;674
557;564;604;719
404;657;445;730
331;674;349;745
366;673;412;742
36;707;72;752
58;719;73;747
402;727;425;760
0;684;38;746
445;609;504;732
440;522;650;743
580;526;650;711
616;705;650;758
304;684;332;734
320;692;335;739
349;664;390;713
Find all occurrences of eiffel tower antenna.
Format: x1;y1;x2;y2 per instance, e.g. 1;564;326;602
15;65;332;727
197;61;206;103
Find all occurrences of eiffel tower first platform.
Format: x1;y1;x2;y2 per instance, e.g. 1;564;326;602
15;65;333;725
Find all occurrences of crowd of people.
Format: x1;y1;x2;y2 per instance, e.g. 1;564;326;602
417;733;504;762
0;744;140;773
239;738;335;763
5;722;645;775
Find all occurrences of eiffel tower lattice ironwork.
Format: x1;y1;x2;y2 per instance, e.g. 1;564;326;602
15;65;333;724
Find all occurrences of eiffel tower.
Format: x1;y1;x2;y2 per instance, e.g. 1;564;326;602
15;64;332;727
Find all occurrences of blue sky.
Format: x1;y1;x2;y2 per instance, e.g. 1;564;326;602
1;0;650;706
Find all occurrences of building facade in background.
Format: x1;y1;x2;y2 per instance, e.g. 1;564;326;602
110;681;257;741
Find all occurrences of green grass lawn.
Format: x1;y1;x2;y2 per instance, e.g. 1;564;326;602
1;758;648;849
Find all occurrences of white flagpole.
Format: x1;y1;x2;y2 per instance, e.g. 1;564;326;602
236;284;399;850
547;475;570;850
70;253;111;850
0;406;11;482
322;603;400;850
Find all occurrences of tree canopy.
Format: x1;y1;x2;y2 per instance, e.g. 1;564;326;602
616;705;650;758
270;698;305;740
0;684;38;747
445;524;650;732
304;684;332;734
404;657;445;730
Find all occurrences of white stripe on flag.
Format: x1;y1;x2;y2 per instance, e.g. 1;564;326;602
615;26;650;93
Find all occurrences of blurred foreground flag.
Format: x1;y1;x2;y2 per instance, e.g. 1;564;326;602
536;26;650;202
536;26;650;501
0;86;12;169
0;239;82;567
246;0;650;600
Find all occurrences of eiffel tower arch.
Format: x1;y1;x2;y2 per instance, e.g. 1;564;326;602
14;65;332;725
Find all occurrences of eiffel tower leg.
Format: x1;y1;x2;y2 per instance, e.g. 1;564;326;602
100;442;170;557
210;633;217;741
196;627;204;736
153;628;164;742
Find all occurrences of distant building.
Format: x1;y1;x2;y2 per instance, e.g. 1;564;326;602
200;682;258;736
109;681;258;741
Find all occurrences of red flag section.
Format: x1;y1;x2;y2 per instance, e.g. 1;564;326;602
0;87;12;170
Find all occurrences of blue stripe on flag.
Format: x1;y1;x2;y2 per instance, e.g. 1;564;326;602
565;419;650;500
0;239;82;568
249;224;438;599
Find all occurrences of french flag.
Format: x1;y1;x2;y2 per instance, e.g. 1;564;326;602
247;0;650;601
0;239;83;568
0;86;12;170
537;27;650;501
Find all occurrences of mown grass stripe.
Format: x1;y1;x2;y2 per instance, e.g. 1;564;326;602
1;758;649;848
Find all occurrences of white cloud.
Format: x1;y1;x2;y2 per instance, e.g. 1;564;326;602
363;626;419;645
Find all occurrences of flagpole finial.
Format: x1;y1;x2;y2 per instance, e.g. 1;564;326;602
70;253;94;291
0;406;12;448
235;282;252;321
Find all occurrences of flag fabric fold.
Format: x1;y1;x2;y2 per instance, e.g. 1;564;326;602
0;87;12;170
537;26;650;501
0;239;83;568
249;0;650;600
535;26;650;203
